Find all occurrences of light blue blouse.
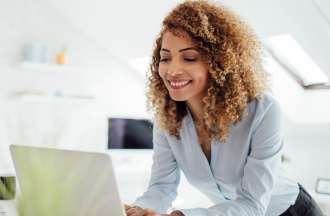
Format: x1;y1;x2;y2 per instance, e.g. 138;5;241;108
133;94;299;216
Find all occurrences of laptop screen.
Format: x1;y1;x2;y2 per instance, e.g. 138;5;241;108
108;118;153;149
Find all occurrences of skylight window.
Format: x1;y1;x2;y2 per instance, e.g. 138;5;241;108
263;34;328;87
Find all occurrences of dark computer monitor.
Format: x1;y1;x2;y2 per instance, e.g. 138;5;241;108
108;118;153;149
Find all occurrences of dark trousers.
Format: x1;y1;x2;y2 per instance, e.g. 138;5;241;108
280;184;324;216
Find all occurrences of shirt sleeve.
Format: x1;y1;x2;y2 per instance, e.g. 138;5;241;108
177;100;284;216
132;120;181;213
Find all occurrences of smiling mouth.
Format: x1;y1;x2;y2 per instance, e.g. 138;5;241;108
168;80;192;90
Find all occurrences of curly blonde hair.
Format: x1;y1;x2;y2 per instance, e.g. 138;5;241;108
146;0;267;143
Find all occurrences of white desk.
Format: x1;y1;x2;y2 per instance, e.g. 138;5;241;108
3;149;330;215
108;149;213;210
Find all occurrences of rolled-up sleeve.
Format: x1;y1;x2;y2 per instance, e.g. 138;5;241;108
132;121;180;213
178;101;284;216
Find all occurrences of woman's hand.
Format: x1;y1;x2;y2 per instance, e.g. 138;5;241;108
124;205;170;216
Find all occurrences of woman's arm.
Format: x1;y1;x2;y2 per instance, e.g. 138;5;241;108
125;206;185;216
132;120;181;214
176;100;284;216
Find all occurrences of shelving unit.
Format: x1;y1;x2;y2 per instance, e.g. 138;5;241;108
9;61;95;103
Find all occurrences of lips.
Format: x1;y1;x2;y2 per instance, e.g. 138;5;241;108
168;80;192;89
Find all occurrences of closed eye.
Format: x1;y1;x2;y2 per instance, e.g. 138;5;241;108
160;58;169;62
184;58;197;62
160;58;197;62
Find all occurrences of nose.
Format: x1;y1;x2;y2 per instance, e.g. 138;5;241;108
167;60;183;77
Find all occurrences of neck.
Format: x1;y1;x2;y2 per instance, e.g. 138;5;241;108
186;98;204;124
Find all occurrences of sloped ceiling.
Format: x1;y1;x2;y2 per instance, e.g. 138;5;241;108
222;0;330;77
46;0;180;60
314;0;330;22
46;0;330;77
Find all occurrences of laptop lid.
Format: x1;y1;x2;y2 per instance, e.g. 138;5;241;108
10;145;125;216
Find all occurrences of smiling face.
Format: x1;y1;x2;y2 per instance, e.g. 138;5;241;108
158;30;209;103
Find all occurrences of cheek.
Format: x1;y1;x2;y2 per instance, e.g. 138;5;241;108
194;70;209;85
158;65;166;79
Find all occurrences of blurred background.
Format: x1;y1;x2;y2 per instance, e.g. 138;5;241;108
0;0;329;214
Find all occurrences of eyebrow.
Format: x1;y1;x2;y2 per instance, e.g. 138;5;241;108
160;47;199;52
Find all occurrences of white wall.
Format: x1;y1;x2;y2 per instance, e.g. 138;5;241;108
265;55;330;190
0;0;151;116
0;0;150;174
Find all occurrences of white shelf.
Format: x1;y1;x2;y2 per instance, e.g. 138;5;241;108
18;61;80;73
10;91;95;104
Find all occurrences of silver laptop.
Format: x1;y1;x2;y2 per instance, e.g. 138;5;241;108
10;144;126;216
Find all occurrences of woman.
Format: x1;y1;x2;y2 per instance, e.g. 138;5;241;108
125;1;324;216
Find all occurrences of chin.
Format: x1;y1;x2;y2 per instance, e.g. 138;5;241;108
169;93;188;101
